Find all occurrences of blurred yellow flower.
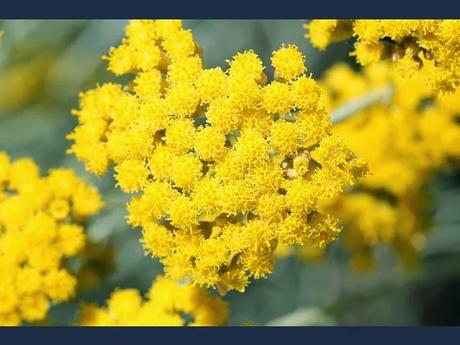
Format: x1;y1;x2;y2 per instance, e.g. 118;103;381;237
78;275;228;326
0;152;103;325
316;62;460;269
305;20;353;50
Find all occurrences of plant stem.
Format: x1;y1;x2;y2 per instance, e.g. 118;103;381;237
330;85;393;124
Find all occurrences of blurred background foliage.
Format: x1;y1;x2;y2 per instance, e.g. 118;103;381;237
0;20;459;326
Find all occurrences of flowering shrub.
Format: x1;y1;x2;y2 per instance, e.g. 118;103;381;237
68;20;367;293
0;152;102;325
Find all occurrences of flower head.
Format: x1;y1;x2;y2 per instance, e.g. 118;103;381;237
68;20;367;293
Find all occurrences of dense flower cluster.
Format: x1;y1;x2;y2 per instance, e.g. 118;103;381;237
78;275;228;326
306;20;460;93
316;62;460;269
0;152;103;325
68;20;367;293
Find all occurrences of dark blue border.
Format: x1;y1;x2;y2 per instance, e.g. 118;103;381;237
1;0;460;18
1;327;460;345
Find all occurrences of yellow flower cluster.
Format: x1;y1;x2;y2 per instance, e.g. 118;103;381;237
328;191;430;270
78;275;228;326
0;152;103;325
306;20;460;93
68;20;367;293
317;62;460;269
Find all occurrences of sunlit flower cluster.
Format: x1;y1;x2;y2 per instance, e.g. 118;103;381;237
0;152;103;325
68;19;367;293
306;20;460;93
316;62;460;269
78;275;228;326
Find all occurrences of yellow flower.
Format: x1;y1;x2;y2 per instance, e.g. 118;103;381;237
0;152;102;325
78;275;228;326
306;20;353;50
306;19;460;94
271;44;305;81
195;67;227;104
315;61;460;269
262;81;292;114
68;20;367;293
